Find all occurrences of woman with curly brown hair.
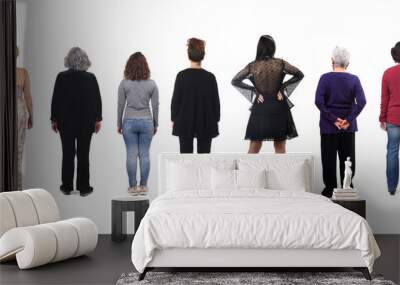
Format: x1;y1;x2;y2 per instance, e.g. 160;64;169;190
118;52;159;195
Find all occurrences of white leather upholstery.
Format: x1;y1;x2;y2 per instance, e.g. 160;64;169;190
0;189;97;269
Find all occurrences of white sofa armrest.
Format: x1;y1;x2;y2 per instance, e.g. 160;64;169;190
0;218;98;269
0;226;57;269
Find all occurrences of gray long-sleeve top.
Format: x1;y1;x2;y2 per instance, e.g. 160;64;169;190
117;79;159;128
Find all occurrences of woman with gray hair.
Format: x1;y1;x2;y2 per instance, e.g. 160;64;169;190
51;47;102;197
315;46;366;198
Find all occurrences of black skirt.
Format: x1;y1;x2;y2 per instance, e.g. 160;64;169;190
245;96;298;141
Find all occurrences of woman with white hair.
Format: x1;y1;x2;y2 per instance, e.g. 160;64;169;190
51;47;102;197
315;46;366;198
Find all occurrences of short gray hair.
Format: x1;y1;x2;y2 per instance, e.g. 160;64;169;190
332;46;350;68
64;47;91;71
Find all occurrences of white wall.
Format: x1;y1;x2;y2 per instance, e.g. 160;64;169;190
17;0;400;234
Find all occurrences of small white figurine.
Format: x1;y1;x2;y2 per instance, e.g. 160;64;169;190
342;157;353;189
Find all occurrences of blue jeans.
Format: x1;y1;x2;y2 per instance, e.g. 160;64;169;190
122;119;154;187
386;123;400;193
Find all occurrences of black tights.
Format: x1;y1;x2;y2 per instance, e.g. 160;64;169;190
179;137;212;154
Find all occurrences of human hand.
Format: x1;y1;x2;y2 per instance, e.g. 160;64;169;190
118;127;123;134
257;94;264;104
95;121;101;134
334;118;350;130
334;118;343;129
51;121;58;133
28;116;33;129
380;122;387;131
277;91;284;101
341;120;350;130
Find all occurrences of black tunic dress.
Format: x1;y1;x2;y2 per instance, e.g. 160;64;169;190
232;58;304;141
171;68;220;139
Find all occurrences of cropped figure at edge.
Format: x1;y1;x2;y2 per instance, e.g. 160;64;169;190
16;47;33;190
315;47;366;198
51;47;102;197
118;52;159;196
231;35;304;154
171;38;220;153
380;42;400;196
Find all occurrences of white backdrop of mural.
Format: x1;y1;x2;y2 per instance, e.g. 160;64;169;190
17;0;400;233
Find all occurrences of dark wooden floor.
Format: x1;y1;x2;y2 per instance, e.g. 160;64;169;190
0;235;399;285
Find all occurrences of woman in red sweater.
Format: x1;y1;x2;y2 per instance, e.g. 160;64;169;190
380;42;400;196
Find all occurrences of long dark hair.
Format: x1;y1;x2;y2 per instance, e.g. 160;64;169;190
124;52;150;81
256;35;276;60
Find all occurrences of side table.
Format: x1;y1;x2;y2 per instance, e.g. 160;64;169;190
111;196;149;242
332;199;366;219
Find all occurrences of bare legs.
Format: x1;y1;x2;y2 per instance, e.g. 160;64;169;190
248;140;286;154
248;141;262;154
274;140;286;154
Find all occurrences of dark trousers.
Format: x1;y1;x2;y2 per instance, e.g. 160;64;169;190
179;137;212;154
320;133;355;197
59;128;93;192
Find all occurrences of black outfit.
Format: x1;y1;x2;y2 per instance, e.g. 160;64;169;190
51;69;102;194
232;58;304;141
320;133;355;198
171;68;220;153
179;137;212;154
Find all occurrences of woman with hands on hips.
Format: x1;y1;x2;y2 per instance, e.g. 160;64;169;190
232;35;304;154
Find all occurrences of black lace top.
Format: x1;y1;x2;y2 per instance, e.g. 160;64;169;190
231;58;304;108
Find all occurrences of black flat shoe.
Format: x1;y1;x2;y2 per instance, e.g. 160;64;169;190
389;191;396;196
60;185;73;195
78;186;93;197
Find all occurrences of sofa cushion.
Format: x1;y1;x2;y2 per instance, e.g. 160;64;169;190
24;189;60;224
0;196;17;237
0;192;39;227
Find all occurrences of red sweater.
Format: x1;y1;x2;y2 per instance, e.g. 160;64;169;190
380;64;400;125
